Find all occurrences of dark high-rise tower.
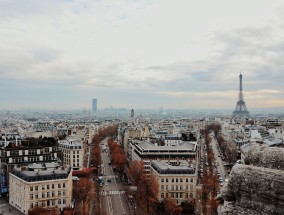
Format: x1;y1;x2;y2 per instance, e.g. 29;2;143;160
232;74;249;118
92;99;97;113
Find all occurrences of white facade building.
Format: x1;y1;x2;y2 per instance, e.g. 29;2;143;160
58;138;84;170
9;162;72;214
151;160;197;205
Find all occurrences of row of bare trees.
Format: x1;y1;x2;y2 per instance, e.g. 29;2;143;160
200;128;219;215
107;138;127;173
129;161;160;214
128;161;184;215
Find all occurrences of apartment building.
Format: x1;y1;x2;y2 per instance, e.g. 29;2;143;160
131;140;197;175
9;162;72;214
58;138;83;170
0;144;60;172
151;160;197;204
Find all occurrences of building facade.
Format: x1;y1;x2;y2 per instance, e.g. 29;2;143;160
151;160;197;205
0;145;60;172
131;140;197;175
58;138;84;170
9;162;72;214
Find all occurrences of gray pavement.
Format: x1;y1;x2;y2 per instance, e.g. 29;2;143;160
0;198;23;215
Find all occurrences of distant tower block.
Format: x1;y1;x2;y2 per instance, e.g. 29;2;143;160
131;109;134;118
92;99;97;113
232;73;249;118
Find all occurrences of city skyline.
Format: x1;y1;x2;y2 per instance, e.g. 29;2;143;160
1;0;284;110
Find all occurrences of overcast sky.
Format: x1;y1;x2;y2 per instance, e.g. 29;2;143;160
1;0;284;110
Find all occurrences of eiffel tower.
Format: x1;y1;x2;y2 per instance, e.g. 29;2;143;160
232;73;249;118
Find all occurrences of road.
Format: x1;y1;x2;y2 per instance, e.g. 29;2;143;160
210;136;227;183
99;139;132;215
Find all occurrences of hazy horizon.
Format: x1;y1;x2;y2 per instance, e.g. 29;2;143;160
1;0;284;110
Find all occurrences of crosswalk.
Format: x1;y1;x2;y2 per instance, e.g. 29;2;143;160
100;190;125;196
104;175;117;179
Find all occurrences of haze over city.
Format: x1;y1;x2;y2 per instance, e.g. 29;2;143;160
1;0;284;110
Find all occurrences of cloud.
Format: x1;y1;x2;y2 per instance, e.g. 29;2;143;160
1;0;284;109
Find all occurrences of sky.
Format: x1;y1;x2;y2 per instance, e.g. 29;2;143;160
1;0;284;110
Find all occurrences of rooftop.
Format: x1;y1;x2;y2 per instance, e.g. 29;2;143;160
135;140;197;151
151;160;196;175
11;162;71;182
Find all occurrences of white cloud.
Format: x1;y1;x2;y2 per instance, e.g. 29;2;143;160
1;0;284;109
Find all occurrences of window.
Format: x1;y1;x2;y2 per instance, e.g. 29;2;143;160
63;191;66;196
172;178;174;182
47;185;49;189
180;178;183;182
171;193;174;198
47;192;50;198
30;203;33;208
161;178;164;183
161;193;164;198
186;178;188;183
166;193;168;198
176;178;178;182
180;193;182;198
35;186;38;191
63;199;66;204
166;178;168;182
58;191;61;196
186;193;188;198
42;185;45;190
58;184;61;188
52;184;54;189
58;199;61;205
35;194;38;199
52;191;55;197
161;185;164;190
175;193;178;198
42;193;45;198
30;186;33;191
30;194;33;200
190;178;193;182
63;183;66;188
190;193;193;198
171;185;174;190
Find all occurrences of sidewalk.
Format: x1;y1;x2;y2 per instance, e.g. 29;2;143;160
0;198;23;215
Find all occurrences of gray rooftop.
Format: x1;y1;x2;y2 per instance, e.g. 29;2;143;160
11;162;71;182
135;140;196;151
151;160;196;175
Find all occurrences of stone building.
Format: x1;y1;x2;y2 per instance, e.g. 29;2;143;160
151;160;197;205
9;162;72;214
131;140;197;175
58;138;84;170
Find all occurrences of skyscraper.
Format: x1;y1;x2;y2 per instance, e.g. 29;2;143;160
92;99;97;113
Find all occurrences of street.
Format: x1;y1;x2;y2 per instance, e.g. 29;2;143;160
99;139;132;215
210;136;227;183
